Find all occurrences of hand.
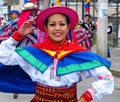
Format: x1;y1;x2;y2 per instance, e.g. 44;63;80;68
88;33;92;37
18;17;37;37
77;97;87;102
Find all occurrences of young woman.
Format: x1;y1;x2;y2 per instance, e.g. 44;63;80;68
0;6;114;102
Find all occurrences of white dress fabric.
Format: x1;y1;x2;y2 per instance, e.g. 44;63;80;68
0;37;114;100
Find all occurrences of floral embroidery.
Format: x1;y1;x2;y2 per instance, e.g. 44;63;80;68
98;74;112;81
50;58;60;81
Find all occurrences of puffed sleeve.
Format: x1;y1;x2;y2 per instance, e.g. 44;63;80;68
0;37;19;65
0;30;26;65
80;66;114;100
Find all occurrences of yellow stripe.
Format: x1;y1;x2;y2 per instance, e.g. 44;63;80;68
85;0;91;3
58;51;71;60
42;49;56;57
56;0;60;5
42;49;72;60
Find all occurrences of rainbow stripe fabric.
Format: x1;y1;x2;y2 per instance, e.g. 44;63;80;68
0;45;111;94
16;46;111;76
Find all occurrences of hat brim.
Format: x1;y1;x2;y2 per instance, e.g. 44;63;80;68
36;6;79;32
8;10;20;16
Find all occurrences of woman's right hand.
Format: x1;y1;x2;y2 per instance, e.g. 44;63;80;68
18;17;37;37
77;97;88;102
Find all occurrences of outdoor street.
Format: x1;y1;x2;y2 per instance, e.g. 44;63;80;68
0;0;120;102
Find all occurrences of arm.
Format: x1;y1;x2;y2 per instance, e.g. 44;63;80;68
0;17;36;65
78;66;114;102
17;17;36;38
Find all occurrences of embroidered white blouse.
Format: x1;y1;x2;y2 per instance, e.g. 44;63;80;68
0;37;114;100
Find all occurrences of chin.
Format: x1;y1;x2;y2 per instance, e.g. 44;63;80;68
50;37;65;44
53;40;64;44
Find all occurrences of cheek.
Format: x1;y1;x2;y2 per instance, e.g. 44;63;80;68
47;28;54;33
45;26;52;33
64;27;69;33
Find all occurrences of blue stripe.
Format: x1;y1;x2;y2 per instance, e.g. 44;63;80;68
85;3;90;8
22;46;53;66
58;51;111;68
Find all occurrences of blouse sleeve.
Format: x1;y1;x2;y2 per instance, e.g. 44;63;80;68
0;37;19;65
80;66;114;100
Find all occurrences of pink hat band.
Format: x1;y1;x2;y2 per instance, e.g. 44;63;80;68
36;6;79;32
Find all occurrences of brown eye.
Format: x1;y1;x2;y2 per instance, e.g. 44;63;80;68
60;23;66;26
59;22;67;26
48;23;56;27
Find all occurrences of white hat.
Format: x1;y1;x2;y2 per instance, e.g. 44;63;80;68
22;2;37;10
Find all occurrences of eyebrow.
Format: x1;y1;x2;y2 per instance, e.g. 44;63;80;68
48;21;67;23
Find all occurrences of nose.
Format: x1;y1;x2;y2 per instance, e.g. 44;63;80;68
55;24;61;30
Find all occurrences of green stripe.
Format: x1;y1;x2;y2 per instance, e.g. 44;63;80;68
57;60;104;75
15;48;47;72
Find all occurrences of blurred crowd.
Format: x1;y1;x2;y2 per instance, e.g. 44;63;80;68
0;1;97;51
0;0;114;100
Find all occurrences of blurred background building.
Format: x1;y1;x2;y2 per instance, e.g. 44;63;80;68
0;0;120;47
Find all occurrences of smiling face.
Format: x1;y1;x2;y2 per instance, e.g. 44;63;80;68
45;14;70;44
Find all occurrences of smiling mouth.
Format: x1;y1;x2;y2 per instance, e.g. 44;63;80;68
54;32;62;36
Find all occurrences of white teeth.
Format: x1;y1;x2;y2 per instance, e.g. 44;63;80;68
54;32;61;36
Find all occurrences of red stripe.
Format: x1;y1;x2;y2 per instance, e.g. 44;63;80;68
85;7;90;13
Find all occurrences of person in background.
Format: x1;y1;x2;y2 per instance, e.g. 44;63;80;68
0;2;40;45
0;6;114;102
80;14;96;38
0;1;46;99
71;22;92;50
0;10;20;43
16;2;39;46
8;10;20;22
80;14;96;50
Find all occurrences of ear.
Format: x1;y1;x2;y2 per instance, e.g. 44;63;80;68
66;25;70;34
44;25;48;32
67;24;70;31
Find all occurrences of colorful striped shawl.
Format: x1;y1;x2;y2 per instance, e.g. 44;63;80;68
15;45;111;76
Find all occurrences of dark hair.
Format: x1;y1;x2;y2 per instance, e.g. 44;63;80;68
44;14;70;26
85;14;91;18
